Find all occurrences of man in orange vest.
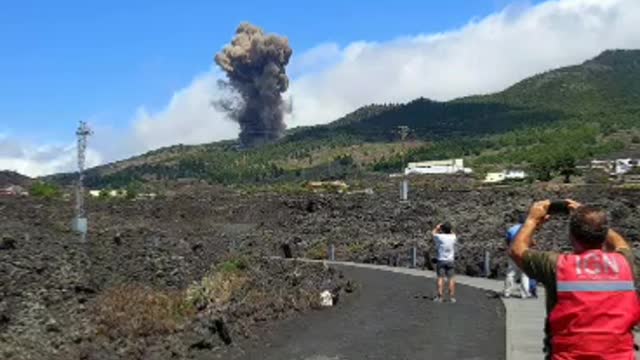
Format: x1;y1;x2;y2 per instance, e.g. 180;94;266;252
509;199;640;359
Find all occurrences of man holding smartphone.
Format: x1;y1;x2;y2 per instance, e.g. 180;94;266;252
509;199;639;359
432;222;458;303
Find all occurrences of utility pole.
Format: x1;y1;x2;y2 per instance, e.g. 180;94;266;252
397;126;410;202
396;126;417;267
73;121;92;241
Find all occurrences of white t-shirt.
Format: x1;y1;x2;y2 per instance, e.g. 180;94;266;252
435;233;457;262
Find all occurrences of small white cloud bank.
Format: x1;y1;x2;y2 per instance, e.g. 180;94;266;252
0;134;102;177
3;0;640;177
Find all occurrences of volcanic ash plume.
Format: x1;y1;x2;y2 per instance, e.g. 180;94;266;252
214;23;293;147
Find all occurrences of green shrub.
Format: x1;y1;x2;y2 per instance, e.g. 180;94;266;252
217;257;248;273
30;181;60;199
125;181;143;199
305;242;328;260
185;269;248;310
99;188;111;199
347;242;366;255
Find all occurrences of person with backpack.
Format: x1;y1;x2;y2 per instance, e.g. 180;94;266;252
504;213;532;298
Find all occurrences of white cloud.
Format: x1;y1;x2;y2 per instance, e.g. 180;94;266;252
0;135;102;177
3;0;640;177
289;0;640;126
287;42;342;77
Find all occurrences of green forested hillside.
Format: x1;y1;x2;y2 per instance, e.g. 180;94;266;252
48;50;640;187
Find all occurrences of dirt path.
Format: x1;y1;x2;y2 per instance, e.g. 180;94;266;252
219;265;505;360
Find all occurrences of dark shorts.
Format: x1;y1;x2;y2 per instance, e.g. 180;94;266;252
436;261;455;278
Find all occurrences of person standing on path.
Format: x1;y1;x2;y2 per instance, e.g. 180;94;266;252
504;213;532;299
509;199;640;359
432;222;458;303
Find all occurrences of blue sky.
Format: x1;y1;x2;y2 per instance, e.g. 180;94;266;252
0;0;543;142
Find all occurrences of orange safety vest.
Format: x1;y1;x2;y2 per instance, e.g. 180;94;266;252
549;250;640;360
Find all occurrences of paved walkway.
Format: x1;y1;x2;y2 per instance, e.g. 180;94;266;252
224;262;506;360
265;258;639;359
317;260;640;359
316;260;546;360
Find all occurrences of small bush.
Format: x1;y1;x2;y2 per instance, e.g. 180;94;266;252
30;181;60;199
185;271;248;310
347;242;366;255
98;188;111;199
217;257;248;273
305;242;328;260
94;285;194;338
125;181;143;199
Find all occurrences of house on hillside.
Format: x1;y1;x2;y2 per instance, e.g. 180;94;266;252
0;185;28;196
483;170;527;183
89;189;157;199
404;159;472;175
89;189;125;198
615;159;639;175
583;159;640;176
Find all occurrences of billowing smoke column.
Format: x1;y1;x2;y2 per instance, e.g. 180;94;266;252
214;23;293;147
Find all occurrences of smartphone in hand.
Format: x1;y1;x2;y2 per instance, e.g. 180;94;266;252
548;200;570;215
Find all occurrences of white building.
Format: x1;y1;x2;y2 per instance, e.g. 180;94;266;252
505;170;527;180
0;185;28;196
484;172;506;183
484;170;527;183
404;159;472;175
89;189;125;197
615;159;639;175
587;159;639;176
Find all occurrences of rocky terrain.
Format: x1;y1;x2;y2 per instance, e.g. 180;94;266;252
279;179;640;277
0;191;349;360
2;178;640;358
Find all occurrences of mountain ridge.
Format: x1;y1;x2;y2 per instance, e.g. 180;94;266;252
46;49;640;187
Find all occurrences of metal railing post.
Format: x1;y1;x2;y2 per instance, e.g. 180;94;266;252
411;246;417;268
484;250;491;278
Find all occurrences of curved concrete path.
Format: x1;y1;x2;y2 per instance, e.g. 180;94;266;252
221;261;506;360
324;261;547;360
316;261;639;360
222;259;639;359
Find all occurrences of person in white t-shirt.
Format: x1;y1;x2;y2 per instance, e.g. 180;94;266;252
432;222;458;303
